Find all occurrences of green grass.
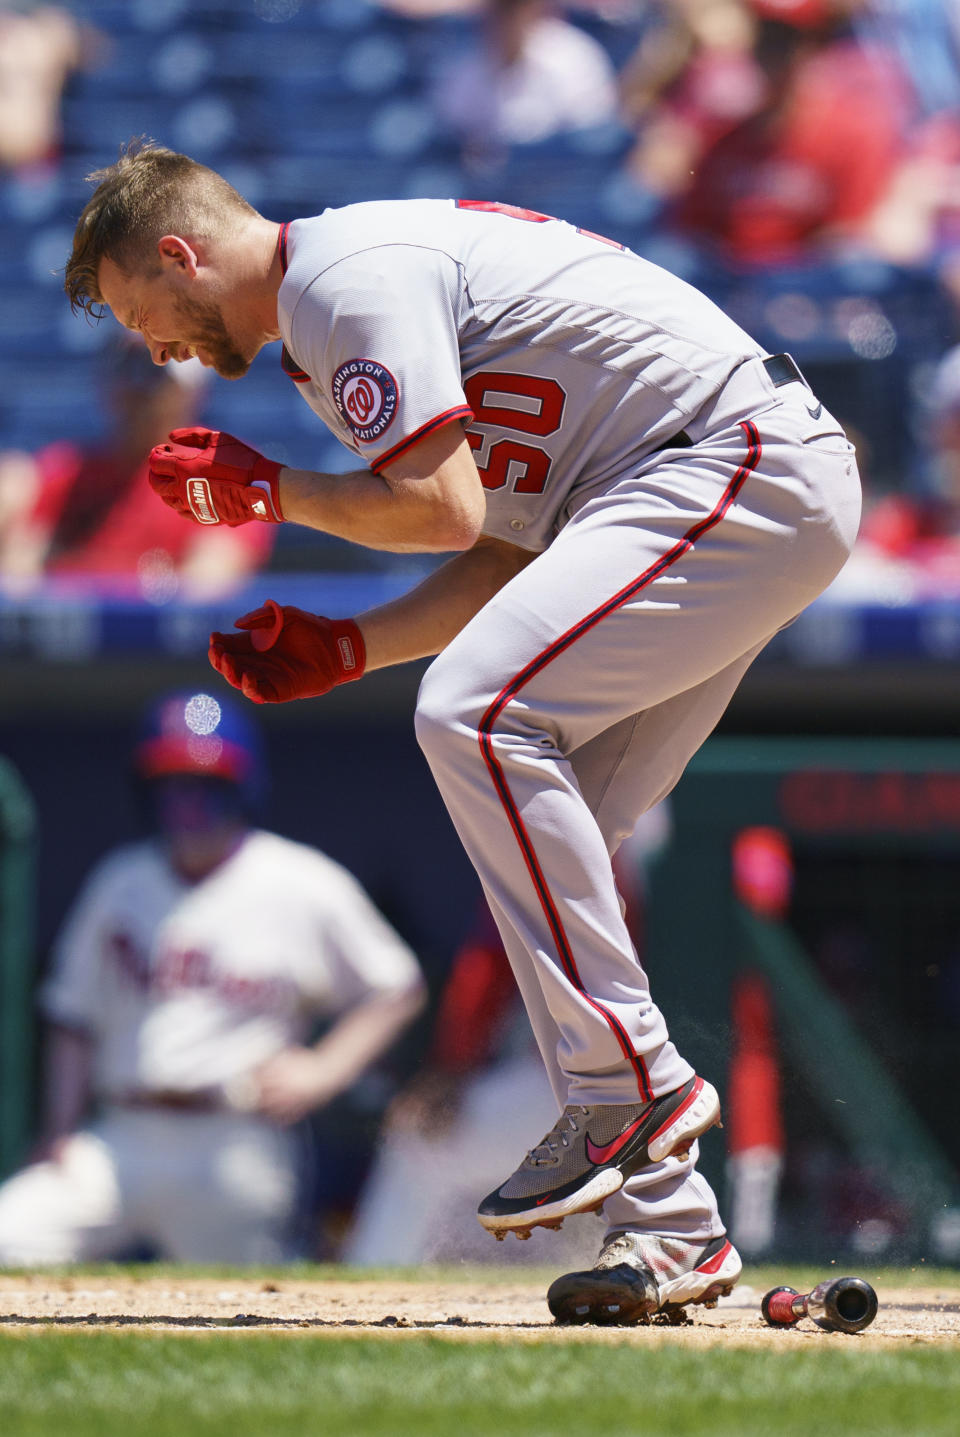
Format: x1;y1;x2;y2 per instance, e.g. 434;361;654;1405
1;1332;959;1437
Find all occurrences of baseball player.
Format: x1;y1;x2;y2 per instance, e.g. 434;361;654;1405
0;689;425;1266
64;142;861;1321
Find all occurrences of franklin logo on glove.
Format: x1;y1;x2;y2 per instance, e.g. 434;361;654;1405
149;427;285;527
209;600;367;704
187;478;217;524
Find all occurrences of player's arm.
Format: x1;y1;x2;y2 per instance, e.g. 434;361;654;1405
148;420;486;555
358;528;538;669
209;529;535;704
31;1022;93;1160
280;421;486;554
252;981;427;1126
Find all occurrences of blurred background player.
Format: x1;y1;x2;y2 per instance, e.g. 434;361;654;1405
346;806;672;1266
431;0;620;154
0;335;273;597
345;899;570;1266
0;690;425;1266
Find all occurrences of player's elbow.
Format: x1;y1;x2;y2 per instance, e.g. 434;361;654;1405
366;974;429;1052
437;502;485;552
382;427;487;550
394;973;429;1022
439;477;488;551
408;498;484;553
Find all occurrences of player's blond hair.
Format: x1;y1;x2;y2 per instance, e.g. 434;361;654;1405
64;138;258;318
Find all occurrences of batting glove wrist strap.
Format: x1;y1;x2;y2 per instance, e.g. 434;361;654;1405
148;427;285;526
208;601;366;704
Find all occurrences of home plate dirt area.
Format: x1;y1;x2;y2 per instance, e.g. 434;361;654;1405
1;1272;958;1346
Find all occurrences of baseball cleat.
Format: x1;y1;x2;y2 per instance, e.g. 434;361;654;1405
547;1231;742;1325
477;1074;721;1239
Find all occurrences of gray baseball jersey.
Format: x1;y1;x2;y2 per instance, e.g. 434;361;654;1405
276;199;764;550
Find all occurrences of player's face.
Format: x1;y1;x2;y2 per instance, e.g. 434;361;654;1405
97;255;253;379
149;776;246;880
168;290;251;379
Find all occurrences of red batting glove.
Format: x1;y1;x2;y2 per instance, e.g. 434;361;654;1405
209;600;366;703
148;426;285;526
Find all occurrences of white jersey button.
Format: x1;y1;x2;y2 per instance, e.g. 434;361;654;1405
510;518;525;530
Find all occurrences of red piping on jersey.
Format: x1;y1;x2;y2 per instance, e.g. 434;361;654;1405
476;419;762;1101
372;405;475;473
277;224;313;382
281;345;311;383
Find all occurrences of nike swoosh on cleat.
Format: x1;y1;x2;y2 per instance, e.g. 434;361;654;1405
805;401;823;420
585;1113;648;1165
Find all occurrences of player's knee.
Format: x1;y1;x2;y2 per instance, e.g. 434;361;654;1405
414;661;481;761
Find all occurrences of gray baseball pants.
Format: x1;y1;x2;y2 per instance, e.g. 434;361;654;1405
415;359;861;1238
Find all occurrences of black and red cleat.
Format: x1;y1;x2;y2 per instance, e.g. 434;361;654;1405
548;1232;742;1325
477;1074;721;1240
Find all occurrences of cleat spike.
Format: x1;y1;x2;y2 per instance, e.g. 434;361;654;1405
514;1228;532;1240
493;1231;506;1242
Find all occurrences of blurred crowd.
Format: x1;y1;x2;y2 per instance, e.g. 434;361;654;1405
0;0;959;598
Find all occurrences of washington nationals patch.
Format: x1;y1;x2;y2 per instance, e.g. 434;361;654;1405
331;358;399;443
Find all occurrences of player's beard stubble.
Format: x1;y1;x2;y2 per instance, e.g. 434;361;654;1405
173;292;251;379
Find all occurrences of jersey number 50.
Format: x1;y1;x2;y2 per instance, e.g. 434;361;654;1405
463;371;566;495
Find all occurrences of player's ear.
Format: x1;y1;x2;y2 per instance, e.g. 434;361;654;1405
157;235;200;277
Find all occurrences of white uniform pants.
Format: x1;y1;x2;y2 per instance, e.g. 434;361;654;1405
415;362;861;1239
0;1107;296;1265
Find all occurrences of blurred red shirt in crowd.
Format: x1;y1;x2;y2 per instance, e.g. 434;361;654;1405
23;438;270;589
0;339;272;597
671;12;912;267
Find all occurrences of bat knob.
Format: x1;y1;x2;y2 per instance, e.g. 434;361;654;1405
761;1285;801;1325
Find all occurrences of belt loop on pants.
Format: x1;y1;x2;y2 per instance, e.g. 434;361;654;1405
762;352;806;388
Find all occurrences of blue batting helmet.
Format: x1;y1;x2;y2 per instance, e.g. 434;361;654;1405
133;689;267;809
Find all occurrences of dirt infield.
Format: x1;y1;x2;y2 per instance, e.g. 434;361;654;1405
1;1271;958;1346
